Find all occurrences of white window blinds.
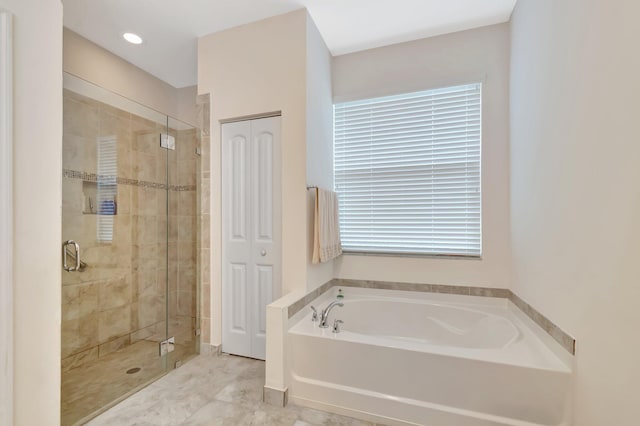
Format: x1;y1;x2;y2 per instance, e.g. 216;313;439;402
97;136;117;242
334;83;481;256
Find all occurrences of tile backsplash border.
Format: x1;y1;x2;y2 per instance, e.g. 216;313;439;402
63;169;196;192
287;278;576;355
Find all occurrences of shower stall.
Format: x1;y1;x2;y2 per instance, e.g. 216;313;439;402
61;73;202;425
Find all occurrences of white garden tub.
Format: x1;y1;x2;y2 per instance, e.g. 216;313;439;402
287;287;572;426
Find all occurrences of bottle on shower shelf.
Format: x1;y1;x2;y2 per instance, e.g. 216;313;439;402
99;199;117;215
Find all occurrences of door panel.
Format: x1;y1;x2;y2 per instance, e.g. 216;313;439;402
255;265;273;336
61;74;171;425
255;131;273;241
231;135;247;240
222;121;252;357
166;115;201;371
231;264;247;331
249;118;280;359
222;117;280;360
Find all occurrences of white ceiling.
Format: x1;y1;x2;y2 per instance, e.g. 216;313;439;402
63;0;517;88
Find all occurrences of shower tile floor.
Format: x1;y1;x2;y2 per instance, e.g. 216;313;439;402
63;317;198;425
86;353;381;426
62;340;162;425
62;339;197;425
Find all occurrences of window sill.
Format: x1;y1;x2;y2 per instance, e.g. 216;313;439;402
341;251;482;261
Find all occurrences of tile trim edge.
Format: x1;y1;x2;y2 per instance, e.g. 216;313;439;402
200;343;221;356
287;279;575;355
263;386;288;407
508;292;575;355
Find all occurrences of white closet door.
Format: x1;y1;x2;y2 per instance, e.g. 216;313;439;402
222;116;280;360
248;117;281;359
222;120;252;357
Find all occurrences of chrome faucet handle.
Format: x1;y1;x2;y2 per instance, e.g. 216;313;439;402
332;319;344;333
310;306;318;322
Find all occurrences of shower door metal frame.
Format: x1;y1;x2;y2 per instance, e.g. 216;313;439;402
0;10;13;426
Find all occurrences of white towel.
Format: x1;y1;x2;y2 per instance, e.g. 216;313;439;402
312;188;342;264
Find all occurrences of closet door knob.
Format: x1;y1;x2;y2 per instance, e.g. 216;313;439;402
260;249;267;256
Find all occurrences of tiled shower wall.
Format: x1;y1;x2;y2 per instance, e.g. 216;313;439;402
197;94;212;346
61;89;199;371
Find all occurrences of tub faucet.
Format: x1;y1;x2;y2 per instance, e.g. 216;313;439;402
319;300;343;328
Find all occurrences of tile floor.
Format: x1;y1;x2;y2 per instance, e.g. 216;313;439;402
87;353;381;426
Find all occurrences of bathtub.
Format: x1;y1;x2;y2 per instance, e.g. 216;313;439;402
287;287;572;426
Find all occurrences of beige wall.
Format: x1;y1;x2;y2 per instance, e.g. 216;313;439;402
177;85;199;128
305;13;335;291
0;0;63;424
198;9;308;345
510;0;640;424
64;28;198;127
332;24;511;288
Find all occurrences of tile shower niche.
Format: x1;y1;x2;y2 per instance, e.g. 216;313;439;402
61;73;201;425
82;181;117;214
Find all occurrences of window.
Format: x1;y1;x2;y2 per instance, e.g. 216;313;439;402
96;136;117;242
334;83;481;257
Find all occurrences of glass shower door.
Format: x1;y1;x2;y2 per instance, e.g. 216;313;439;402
61;74;172;425
165;117;201;367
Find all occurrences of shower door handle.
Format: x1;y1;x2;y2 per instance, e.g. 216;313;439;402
62;240;81;272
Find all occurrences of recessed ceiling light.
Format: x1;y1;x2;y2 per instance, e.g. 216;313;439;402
123;32;143;45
